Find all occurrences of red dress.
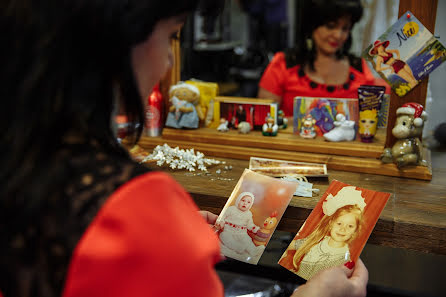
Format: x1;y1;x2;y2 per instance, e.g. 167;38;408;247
62;172;223;297
259;52;389;116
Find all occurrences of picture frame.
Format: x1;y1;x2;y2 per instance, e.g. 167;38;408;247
293;97;359;137
278;180;390;280
211;96;278;130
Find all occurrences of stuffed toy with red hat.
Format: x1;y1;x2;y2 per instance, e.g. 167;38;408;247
381;102;428;168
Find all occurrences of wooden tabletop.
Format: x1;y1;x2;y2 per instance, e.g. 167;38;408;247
145;157;446;255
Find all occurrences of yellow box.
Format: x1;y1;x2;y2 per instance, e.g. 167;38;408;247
185;80;219;127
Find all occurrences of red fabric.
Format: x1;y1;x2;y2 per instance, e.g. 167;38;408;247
259;52;390;116
62;172;223;297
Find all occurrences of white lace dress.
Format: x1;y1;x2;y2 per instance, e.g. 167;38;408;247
296;236;351;280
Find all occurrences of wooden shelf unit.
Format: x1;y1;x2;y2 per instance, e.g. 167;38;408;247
137;126;432;180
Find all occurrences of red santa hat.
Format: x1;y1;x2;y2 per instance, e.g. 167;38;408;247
396;102;427;127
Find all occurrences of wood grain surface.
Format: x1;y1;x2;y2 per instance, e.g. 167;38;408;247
141;157;445;255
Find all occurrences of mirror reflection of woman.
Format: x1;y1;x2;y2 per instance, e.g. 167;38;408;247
369;40;418;88
257;0;388;116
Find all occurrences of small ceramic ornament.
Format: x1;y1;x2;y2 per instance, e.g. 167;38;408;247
323;113;356;142
380;102;427;168
277;110;288;129
262;114;278;136
217;118;229;132
238;121;251;134
300;114;317;139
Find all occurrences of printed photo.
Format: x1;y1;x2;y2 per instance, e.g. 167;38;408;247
278;180;390;280
363;11;446;97
214;169;297;265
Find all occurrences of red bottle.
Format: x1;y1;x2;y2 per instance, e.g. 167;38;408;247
145;84;163;137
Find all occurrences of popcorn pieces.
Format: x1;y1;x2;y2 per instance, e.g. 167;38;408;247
142;143;223;172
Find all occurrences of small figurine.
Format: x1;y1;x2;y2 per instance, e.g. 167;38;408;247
381;102;427;168
252;212;278;246
277;110;288;129
238;121;251;134
300;114;317;139
165;82;204;129
235;105;247;126
217;118;229;132
262;114;278;136
323;113;356;142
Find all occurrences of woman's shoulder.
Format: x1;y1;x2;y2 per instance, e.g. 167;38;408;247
63;170;223;296
266;51;287;68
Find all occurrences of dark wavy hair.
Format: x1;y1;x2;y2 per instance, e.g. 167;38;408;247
285;0;363;70
0;0;224;223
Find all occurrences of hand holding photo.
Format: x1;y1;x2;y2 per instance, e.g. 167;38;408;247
278;180;390;280
215;169;297;265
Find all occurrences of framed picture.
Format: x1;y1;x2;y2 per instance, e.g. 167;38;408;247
293;97;359;137
363;11;446;97
278;180;390;280
249;157;328;178
214;169;297;265
211;96;278;130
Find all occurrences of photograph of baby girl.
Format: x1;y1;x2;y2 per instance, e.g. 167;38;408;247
214;169;297;265
278;180;390;280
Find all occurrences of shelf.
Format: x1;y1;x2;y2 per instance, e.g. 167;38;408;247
137;126;432;180
162;126;386;159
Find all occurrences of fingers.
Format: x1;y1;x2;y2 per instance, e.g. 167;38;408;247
340;262;354;278
350;258;369;287
199;210;218;225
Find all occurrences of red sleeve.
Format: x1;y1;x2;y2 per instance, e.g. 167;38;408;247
259;52;287;96
62;172;223;297
362;58;391;94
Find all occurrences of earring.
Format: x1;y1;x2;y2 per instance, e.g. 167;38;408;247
306;38;313;51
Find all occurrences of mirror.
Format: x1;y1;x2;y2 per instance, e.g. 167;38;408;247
179;0;400;98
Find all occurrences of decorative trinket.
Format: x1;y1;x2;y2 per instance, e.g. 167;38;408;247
262;114;278;136
217;118;229;132
165;82;204;129
323;113;356;142
380;102;427;168
277;110;288;129
300;114;317;139
238;121;251;134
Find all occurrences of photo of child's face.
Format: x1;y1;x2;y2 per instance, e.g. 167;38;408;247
238;196;253;211
330;212;358;243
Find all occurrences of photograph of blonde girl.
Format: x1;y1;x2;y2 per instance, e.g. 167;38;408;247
279;181;390;280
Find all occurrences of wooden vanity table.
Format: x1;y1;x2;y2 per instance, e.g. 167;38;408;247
138;135;445;256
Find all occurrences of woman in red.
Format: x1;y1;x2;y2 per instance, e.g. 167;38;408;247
0;0;368;296
258;0;389;116
0;1;223;296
